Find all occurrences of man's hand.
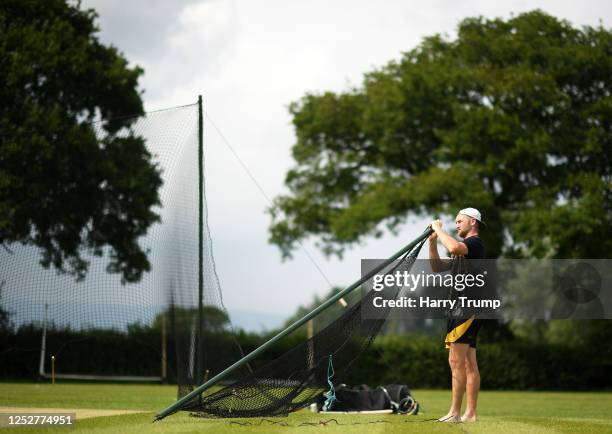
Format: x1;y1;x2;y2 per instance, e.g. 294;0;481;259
430;218;467;257
430;219;443;232
428;219;450;272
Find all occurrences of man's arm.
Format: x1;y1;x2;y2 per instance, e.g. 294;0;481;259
431;219;468;256
428;230;452;272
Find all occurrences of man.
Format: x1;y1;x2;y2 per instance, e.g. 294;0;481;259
428;208;485;423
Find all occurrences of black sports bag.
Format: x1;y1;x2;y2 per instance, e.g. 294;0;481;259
316;383;419;414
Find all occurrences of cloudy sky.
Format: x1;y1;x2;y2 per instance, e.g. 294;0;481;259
81;0;611;330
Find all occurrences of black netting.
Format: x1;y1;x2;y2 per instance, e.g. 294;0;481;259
176;238;427;418
0;102;240;387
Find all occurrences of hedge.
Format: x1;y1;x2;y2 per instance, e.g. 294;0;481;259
345;335;612;390
2;327;610;390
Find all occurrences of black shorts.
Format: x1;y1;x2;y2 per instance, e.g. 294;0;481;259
445;316;482;349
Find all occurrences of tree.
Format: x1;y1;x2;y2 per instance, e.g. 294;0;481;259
0;0;161;282
153;306;231;333
269;11;611;260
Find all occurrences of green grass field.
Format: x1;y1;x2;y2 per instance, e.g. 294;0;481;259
1;383;611;433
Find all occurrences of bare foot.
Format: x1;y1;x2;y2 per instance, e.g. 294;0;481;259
437;414;460;422
461;413;477;423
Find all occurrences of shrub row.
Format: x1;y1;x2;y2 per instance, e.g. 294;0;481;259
346;335;612;390
2;327;610;389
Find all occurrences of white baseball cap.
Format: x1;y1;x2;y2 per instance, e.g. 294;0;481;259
459;207;485;226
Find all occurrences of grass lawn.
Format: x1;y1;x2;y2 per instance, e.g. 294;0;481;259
1;383;611;433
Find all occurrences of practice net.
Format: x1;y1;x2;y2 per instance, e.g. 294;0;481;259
171;235;428;418
0;101;237;387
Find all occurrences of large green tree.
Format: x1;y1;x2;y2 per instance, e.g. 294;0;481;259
270;11;611;260
0;0;161;282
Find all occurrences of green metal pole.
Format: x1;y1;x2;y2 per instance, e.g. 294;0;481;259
154;227;432;421
196;95;204;387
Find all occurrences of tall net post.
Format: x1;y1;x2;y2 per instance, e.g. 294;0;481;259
197;95;205;389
